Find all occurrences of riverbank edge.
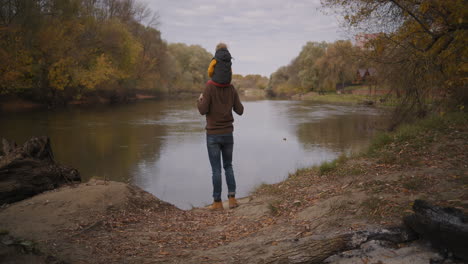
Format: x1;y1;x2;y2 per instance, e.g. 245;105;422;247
292;91;398;106
0;91;202;112
254;111;467;193
0;111;466;263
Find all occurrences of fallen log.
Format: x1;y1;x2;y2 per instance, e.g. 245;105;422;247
0;136;80;204
264;226;417;264
404;199;468;261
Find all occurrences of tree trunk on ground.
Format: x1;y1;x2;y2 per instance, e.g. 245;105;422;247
404;199;468;261
0;136;80;204
265;227;417;264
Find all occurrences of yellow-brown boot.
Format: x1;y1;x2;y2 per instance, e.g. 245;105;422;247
209;201;224;211
228;196;239;209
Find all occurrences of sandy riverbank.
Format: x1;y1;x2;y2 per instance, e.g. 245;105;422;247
0;113;466;263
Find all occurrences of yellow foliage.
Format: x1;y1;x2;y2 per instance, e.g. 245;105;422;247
75;54;118;90
419;2;430;13
0;29;33;93
99;20;142;77
48;58;73;90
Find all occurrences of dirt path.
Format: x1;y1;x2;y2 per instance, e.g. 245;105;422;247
0;116;466;263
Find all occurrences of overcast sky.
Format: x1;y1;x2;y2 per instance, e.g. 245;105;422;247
147;0;344;77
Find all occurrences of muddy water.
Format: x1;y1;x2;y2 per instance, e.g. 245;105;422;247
0;100;389;209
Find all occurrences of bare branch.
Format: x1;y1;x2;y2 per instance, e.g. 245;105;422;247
388;0;435;37
147;11;160;29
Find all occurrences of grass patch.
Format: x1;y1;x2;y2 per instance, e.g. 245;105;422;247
318;154;348;176
300;91;402;106
342;85;368;91
268;200;281;216
367;132;393;156
302;93;372;104
288;167;313;179
378;96;404;107
319;160;338;175
253;183;282;196
394;112;467;141
365;112;468;159
343;85;392;92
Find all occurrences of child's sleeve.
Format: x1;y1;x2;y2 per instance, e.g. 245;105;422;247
207;59;217;77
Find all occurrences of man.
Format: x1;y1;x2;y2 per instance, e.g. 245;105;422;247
197;46;244;210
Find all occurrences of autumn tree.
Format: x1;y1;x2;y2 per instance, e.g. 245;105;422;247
0;25;33;95
0;0;214;105
167;43;212;92
232;74;269;91
295;42;328;92
321;0;468;116
268;41;330;96
315;40;360;91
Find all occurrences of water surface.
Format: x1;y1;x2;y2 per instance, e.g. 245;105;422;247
0;100;389;209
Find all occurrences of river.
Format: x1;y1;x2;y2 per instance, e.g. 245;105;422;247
0;99;389;209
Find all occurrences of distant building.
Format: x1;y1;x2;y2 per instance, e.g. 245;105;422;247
355;68;376;84
354;33;380;49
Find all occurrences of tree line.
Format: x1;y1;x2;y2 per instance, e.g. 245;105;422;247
232;74;268;91
270;0;466;117
0;0;213;106
326;0;468;117
268;40;365;97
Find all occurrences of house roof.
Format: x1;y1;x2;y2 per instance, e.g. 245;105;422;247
357;68;377;77
357;69;367;77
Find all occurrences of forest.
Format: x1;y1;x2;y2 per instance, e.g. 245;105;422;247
269;0;466;119
0;0;467;263
268;40;361;96
0;0;214;106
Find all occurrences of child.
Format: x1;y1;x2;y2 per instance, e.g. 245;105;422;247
207;43;232;85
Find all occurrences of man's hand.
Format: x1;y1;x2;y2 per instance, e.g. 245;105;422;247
198;93;203;101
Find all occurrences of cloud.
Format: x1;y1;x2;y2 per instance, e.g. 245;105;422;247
149;0;341;76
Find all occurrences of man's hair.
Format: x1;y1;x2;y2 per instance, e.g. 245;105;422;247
216;43;228;50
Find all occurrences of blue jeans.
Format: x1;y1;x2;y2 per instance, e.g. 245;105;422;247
206;133;236;201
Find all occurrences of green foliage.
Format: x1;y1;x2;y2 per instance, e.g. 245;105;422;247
318;153;348;175
301;93;373;104
269;40;363;96
295;42;327;91
167;43;212;92
319;160;338;175
268;42;328;96
367;133;393;155
232;74;268;91
366;112;467;159
288;167;312;178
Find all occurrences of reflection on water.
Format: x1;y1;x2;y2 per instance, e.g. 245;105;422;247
0;100;389;209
